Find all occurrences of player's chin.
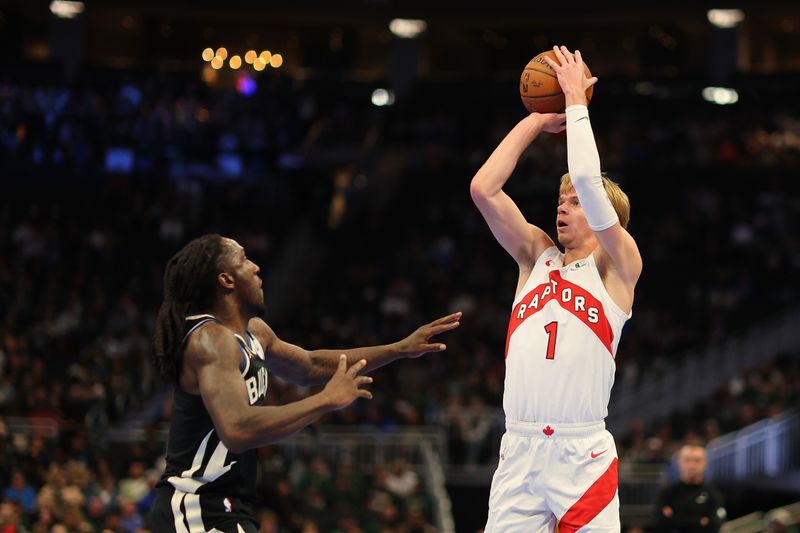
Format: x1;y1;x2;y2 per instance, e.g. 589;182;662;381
249;292;266;313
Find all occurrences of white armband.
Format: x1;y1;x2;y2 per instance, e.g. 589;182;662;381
566;104;618;231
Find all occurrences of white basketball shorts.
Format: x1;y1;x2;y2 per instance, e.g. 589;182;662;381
485;419;620;533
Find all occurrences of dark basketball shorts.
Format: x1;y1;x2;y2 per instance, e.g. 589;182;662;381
148;486;258;533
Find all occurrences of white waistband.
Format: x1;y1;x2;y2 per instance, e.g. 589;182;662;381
505;419;605;439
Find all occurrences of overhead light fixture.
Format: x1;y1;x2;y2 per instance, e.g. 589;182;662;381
50;0;85;19
707;9;745;28
371;88;395;107
389;19;427;39
702;87;739;105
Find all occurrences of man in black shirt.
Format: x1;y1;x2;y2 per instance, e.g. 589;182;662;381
656;443;726;533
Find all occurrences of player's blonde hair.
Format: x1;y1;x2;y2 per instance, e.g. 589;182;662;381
560;173;631;229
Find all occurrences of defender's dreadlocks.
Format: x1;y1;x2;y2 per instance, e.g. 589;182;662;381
152;234;227;382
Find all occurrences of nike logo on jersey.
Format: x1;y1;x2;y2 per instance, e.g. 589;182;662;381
591;449;608;459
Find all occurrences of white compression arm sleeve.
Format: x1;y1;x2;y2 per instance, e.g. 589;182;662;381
565;104;619;231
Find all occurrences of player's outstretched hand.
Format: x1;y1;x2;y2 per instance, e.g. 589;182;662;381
533;112;567;134
544;45;598;106
397;312;462;358
322;355;373;410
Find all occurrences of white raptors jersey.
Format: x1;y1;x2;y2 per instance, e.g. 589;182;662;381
503;246;630;424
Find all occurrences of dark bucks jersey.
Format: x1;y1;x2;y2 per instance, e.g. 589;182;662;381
150;314;268;532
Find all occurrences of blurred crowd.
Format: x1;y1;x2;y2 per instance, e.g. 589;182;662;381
1;69;800;531
0;423;437;533
620;353;800;463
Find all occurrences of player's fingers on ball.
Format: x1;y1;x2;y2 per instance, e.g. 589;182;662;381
560;46;573;62
550;47;566;65
588;76;599;86
543;56;558;69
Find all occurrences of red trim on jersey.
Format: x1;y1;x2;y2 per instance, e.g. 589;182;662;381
504;270;614;358
557;458;618;533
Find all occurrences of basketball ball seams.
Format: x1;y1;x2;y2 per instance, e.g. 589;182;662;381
523;68;558;80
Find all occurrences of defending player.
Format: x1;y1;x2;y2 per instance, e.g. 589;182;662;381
470;46;642;532
147;234;461;532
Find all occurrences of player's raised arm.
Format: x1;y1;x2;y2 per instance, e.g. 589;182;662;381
469;113;564;271
545;46;642;288
249;312;461;386
187;323;372;453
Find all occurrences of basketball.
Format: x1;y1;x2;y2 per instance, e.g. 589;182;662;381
520;50;594;114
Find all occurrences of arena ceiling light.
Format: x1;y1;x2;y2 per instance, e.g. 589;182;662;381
707;9;745;28
702;87;739;105
269;54;283;68
50;0;85;18
371;88;395;107
389;19;427;39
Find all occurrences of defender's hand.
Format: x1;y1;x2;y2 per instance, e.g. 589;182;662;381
397;312;462;358
322;355;373;410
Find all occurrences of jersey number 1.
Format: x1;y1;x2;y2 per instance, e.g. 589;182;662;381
544;321;558;360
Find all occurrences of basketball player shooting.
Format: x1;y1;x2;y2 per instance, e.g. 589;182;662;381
470;45;642;532
147;234;461;532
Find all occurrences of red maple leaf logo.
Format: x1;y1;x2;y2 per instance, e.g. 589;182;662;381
543;425;554;437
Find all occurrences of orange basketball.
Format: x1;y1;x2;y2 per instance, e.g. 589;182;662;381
519;50;593;114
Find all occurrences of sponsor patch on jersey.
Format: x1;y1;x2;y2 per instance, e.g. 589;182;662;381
569;260;587;271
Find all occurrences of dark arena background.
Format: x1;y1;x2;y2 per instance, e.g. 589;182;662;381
1;0;800;531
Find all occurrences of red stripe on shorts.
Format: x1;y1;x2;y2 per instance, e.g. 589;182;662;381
557;458;618;533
